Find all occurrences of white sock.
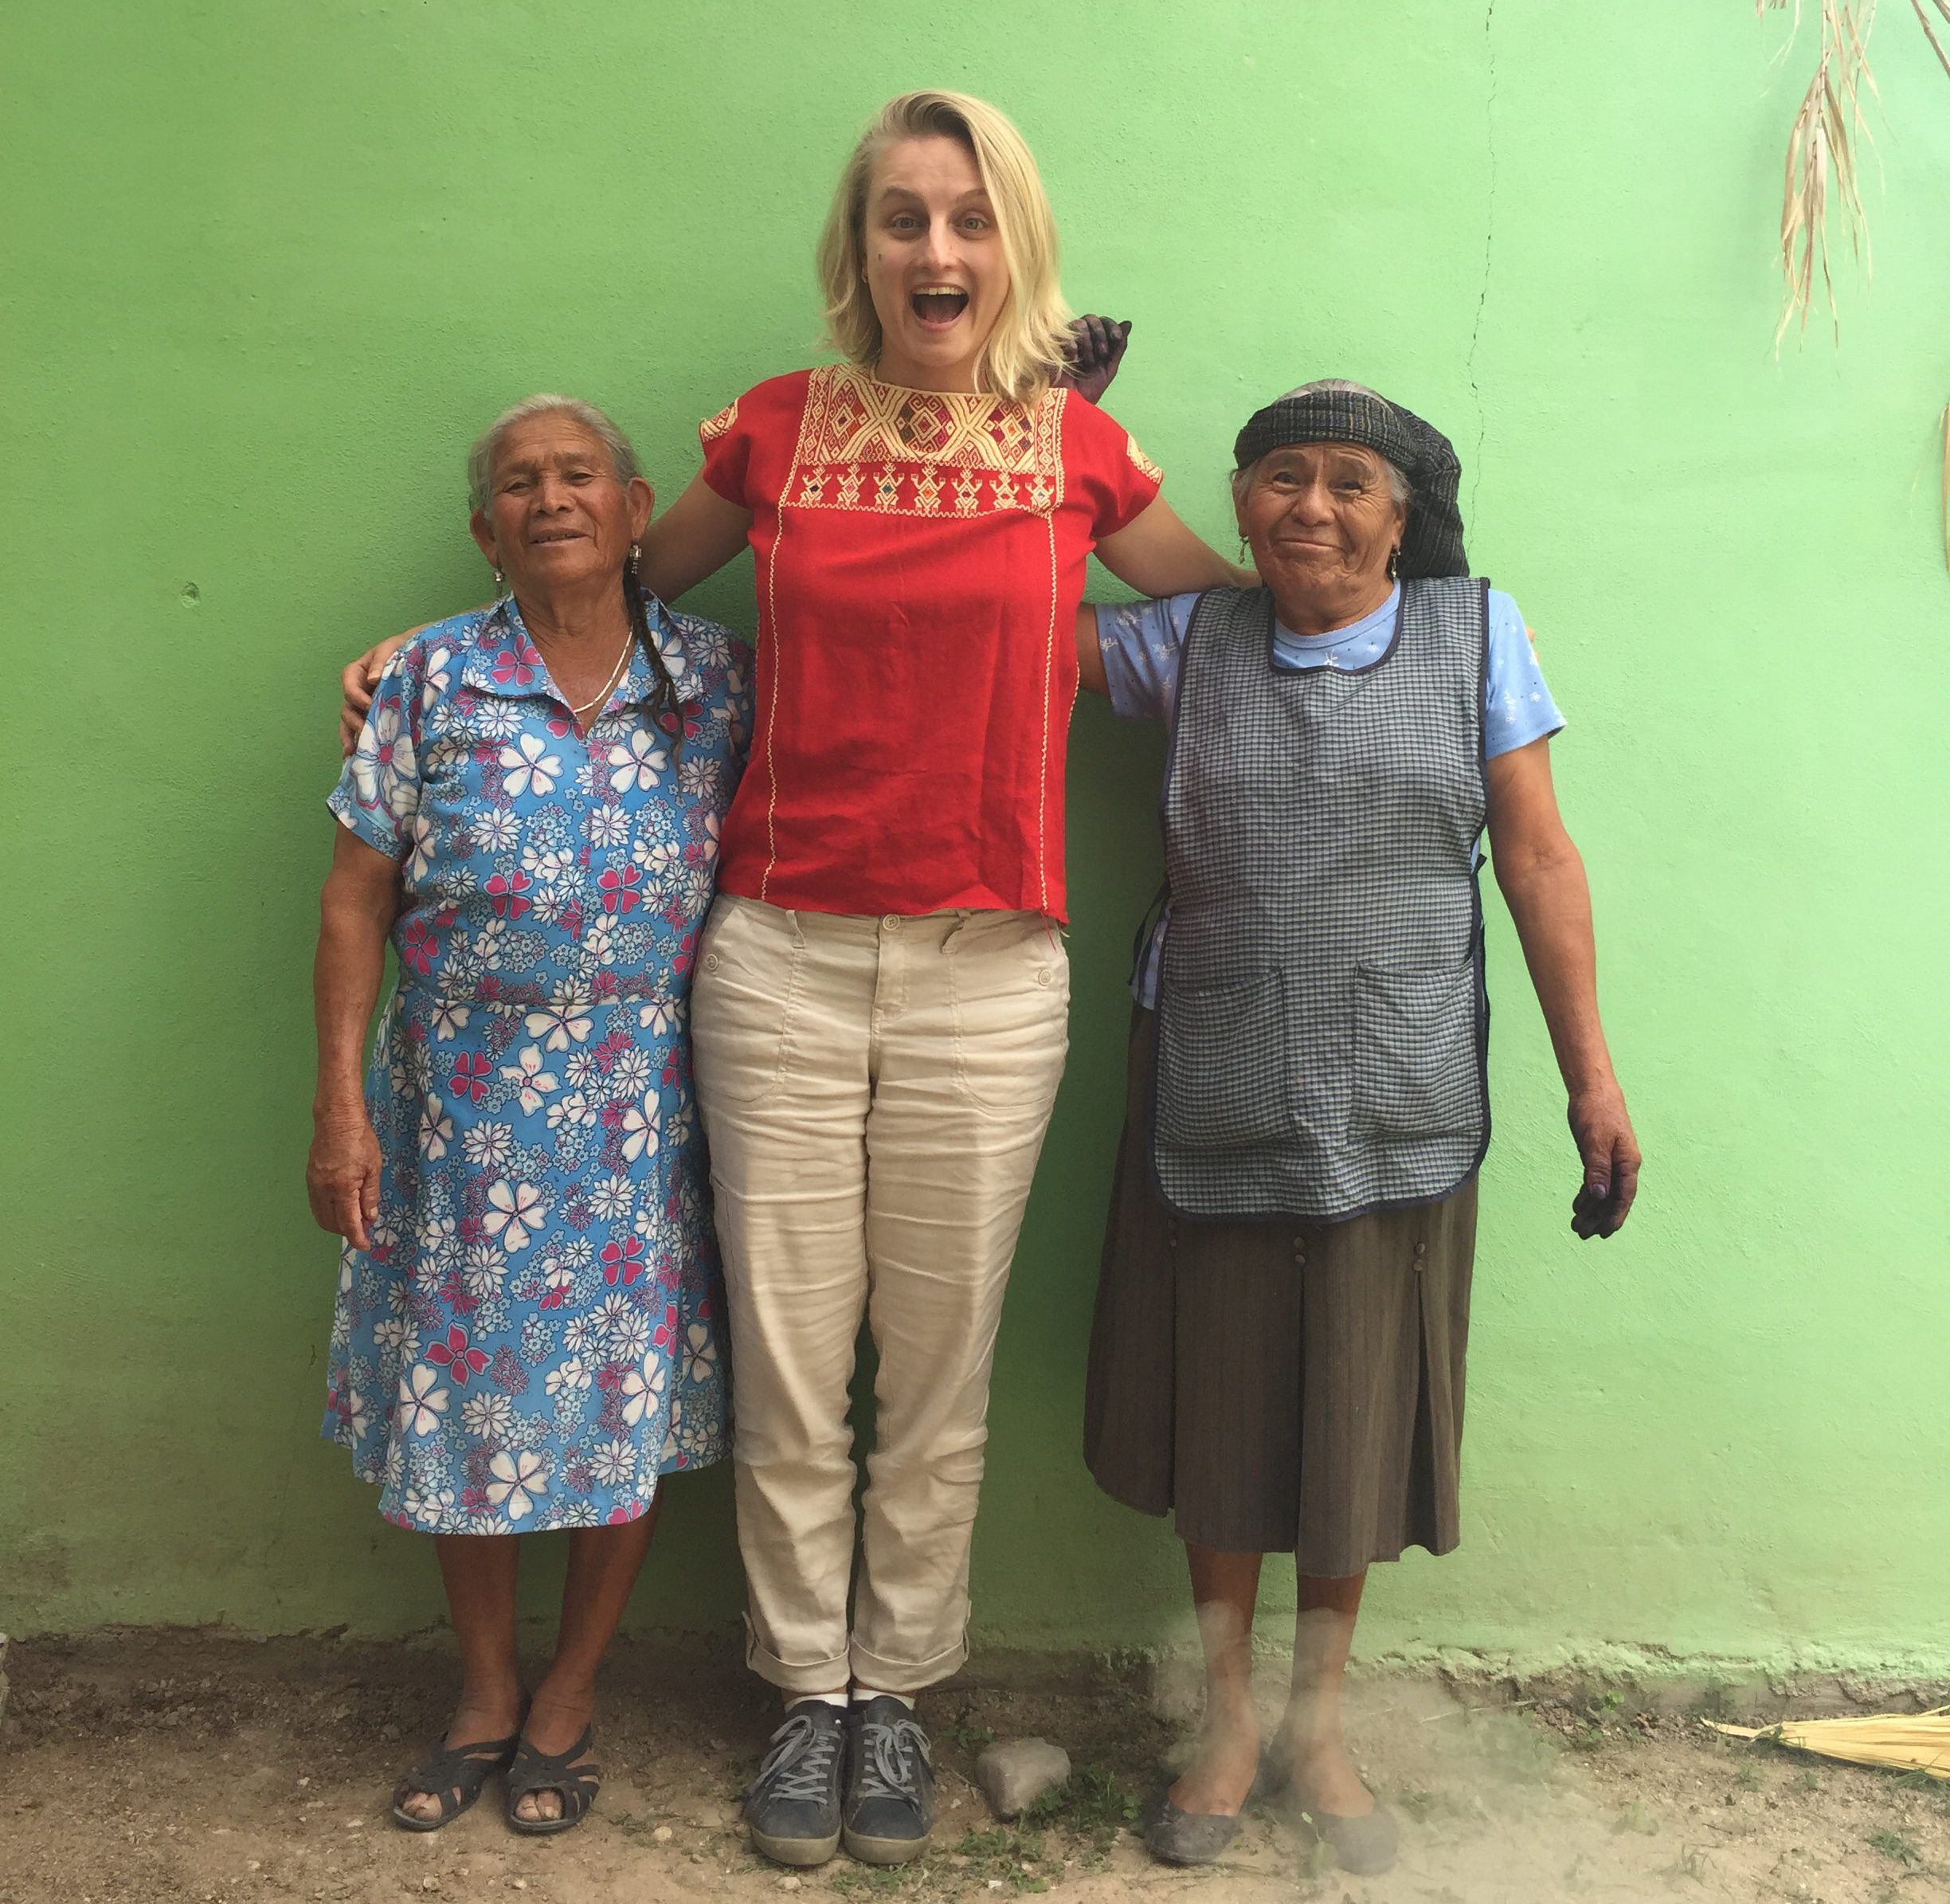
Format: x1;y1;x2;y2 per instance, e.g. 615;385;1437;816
851;1687;915;1710
791;1690;850;1711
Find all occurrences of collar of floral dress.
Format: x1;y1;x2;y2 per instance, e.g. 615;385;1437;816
456;594;691;712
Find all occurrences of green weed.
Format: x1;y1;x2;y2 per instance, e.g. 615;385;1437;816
1692;1681;1735;1722
1293;1832;1334;1879
828;1867;908;1896
1019;1762;1138;1849
946;1827;1051;1894
1866;1827;1921;1866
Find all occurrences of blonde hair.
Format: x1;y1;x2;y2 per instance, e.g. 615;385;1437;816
816;91;1073;405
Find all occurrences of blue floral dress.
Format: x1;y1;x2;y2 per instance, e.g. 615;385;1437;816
323;595;750;1533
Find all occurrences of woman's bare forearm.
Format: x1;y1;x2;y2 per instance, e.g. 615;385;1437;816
314;836;401;1114
1493;844;1615;1095
1095;498;1254;598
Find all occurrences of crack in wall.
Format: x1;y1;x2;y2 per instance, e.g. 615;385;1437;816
1467;0;1498;526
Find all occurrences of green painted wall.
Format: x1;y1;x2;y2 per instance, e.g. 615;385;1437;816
4;1;1946;1675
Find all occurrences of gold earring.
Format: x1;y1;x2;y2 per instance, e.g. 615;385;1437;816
1238;535;1249;563
492;566;506;595
1387;547;1400;581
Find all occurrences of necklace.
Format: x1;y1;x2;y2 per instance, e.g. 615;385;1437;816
555;634;634;723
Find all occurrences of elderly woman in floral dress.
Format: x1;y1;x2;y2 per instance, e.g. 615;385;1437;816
307;394;750;1835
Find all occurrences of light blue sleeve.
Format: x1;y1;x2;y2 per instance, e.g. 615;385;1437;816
1484;590;1564;758
327;648;421;859
1094;593;1202;723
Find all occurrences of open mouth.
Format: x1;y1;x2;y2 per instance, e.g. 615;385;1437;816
531;530;585;545
910;287;970;328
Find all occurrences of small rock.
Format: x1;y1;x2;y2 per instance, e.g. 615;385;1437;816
974;1738;1070;1821
777;1879;802;1893
420;1880;441;1895
378;1723;401;1743
652;1824;673;1843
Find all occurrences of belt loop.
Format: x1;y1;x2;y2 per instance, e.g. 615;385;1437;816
785;907;805;950
942;910;972;950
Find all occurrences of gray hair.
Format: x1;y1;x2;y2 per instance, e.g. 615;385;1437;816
1231;379;1412;509
466;394;640;512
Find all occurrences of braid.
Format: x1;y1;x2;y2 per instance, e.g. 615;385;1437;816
623;562;683;759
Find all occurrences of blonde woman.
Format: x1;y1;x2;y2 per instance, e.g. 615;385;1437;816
343;91;1243;1867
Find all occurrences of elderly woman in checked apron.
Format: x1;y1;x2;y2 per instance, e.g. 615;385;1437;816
1076;382;1641;1875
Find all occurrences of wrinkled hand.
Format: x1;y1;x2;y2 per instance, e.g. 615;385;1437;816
339;634;415;756
1567;1081;1640;1239
1058;315;1131;405
308;1107;384;1252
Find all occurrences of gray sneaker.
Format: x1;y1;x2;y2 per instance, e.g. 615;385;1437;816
843;1698;935;1865
743;1700;847;1867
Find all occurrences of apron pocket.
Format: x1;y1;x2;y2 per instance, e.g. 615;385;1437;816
1155;970;1292;1150
1350;960;1479;1146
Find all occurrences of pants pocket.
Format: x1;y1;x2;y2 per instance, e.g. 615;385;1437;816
947;913;1071;1114
690;896;801;1110
1349;960;1480;1146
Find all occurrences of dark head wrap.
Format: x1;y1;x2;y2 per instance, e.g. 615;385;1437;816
1232;381;1469;579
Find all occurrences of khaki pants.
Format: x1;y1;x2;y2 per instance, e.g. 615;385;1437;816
690;897;1069;1694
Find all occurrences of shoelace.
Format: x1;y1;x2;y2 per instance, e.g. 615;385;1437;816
852;1713;932;1804
747;1710;844;1803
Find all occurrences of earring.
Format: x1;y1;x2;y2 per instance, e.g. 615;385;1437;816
492;566;506;595
1387;547;1400;582
629;543;640;566
1238;535;1250;563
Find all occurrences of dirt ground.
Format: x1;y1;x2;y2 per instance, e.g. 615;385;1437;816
2;1634;1948;1904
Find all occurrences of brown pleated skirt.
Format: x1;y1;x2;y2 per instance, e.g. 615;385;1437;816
1084;1009;1478;1569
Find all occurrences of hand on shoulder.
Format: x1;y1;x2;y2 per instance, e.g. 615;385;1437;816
339;626;431;757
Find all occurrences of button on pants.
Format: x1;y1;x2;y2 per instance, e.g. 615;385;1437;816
690;897;1070;1694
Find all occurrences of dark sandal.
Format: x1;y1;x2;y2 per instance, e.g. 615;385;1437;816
1298;1801;1399;1875
390;1732;520;1832
1259;1747;1400;1875
1141;1789;1243;1864
1140;1757;1272;1866
504;1726;601;1836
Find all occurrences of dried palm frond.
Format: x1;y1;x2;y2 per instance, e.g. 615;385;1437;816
1912;0;1950;78
1759;0;1880;344
1706;1706;1950;1778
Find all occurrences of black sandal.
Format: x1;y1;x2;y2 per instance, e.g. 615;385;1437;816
1140;1755;1273;1866
504;1726;601;1835
390;1731;521;1832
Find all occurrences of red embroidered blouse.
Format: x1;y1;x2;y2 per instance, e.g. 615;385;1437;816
698;366;1162;921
